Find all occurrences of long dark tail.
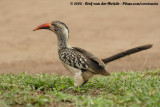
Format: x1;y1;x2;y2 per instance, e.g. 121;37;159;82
102;44;152;64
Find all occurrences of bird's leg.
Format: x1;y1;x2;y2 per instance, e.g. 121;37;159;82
81;80;88;86
75;71;94;87
81;71;94;86
64;71;83;92
73;71;84;87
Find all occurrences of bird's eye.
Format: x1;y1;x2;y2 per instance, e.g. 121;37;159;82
55;26;58;29
54;27;58;31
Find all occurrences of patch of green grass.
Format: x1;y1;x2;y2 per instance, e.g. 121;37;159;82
0;70;160;107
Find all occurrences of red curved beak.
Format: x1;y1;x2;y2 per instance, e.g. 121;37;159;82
33;23;51;31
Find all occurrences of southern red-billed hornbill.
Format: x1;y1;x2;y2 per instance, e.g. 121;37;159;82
33;21;152;86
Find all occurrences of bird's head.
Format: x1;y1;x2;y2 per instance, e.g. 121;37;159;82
33;21;69;40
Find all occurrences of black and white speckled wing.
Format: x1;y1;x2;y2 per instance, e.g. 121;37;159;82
58;48;89;71
73;47;110;76
59;47;110;76
73;47;106;68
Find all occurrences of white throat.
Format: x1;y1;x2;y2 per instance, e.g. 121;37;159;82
55;29;70;50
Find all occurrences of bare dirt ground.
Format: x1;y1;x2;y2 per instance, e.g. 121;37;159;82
0;0;159;76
